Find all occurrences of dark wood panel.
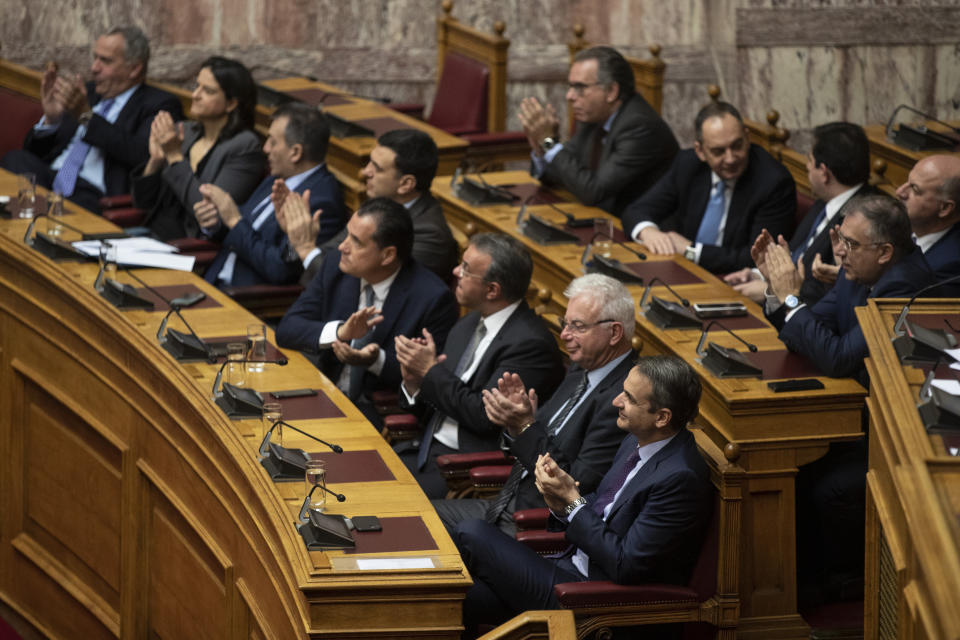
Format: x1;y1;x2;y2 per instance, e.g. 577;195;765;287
736;7;960;47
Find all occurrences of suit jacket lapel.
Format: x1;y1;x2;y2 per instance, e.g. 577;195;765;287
605;429;690;520
369;264;411;342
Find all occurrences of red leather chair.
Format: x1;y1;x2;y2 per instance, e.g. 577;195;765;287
0;86;43;159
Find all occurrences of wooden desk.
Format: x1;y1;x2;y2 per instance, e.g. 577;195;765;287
857;299;960;640
0;172;470;638
864;123;960;189
433;170;868;640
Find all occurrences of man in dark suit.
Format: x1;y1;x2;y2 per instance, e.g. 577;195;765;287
726;122;875;305
0;26;183;213
287;129;459;284
275;198;458;411
454;356;713;636
518;46;678;217
431;273;636;535
196;103;344;288
896;154;960;289
394;233;564;499
623;101;796;274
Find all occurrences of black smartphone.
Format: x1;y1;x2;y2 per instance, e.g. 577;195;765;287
350;516;382;532
271;388;317;399
171;292;206;308
767;379;825;393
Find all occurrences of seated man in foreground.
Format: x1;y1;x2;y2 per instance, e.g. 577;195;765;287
622;101;796;273
432;273;636;535
454;355;713;636
275;198;458;416
197;103;344;287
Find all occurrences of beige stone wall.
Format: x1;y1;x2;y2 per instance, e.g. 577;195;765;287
2;0;957;148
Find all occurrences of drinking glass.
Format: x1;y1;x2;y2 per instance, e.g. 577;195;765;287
593;218;614;258
262;401;282;445
17;173;37;219
224;342;246;388
97;243;117;291
246;323;267;373
46;192;65;235
304;459;327;514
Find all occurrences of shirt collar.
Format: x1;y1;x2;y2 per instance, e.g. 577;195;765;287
916;227;951;254
282;163;324;191
602;108;619;134
710;171;736;192
479;299;522;336
102;83;139;116
361;267;400;301
635;431;677;464
585;351;631;389
824;183;863;222
402;195;421;210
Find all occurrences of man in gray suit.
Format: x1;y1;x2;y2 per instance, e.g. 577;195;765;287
280;129;459;284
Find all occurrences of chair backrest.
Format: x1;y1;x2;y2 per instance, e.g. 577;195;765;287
688;495;720;600
0;86;43;158
428;52;490;134
431;0;510;134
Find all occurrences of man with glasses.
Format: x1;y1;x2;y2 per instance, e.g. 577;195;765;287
394;233;564;498
622;101;796;274
431;273;636;535
518;46;678;217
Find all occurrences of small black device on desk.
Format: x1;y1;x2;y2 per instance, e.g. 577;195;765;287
693;302;748;319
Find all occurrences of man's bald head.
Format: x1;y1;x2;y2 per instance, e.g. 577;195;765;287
896;154;960;237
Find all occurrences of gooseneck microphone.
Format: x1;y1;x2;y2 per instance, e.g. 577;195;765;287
695;320;759;357
156;305;216;363
211;355;289;399
893;272;960;335
23;213;86;243
582;231;647;261
260;419;343;455
298;484;347;522
639;276;690;309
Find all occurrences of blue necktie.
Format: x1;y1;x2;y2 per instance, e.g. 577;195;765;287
346;284;376;400
53;98;114;197
791;204;828;263
695;180;726;246
591;447;641;516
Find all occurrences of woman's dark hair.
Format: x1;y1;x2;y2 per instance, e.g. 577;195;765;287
200;56;257;140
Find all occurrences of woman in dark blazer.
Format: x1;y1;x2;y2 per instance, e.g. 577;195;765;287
133;56;265;240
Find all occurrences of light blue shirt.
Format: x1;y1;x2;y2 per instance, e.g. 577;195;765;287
36;84;139;195
530;108;618;178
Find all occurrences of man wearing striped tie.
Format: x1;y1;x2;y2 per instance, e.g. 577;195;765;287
1;26;182;213
430;273;635;536
453;355;713;636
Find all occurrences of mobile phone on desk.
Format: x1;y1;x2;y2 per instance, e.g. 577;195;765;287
692;302;748;318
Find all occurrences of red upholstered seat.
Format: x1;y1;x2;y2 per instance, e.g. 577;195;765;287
427;52;489;136
796;191;816;226
0;87;43;158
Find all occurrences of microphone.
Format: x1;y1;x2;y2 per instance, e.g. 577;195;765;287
259;419;342;480
156;305;216;363
582;231;647;261
260;419;343;456
212;355;289;399
96;262;156;309
893;272;960;335
298;484;347;522
24;214;90;261
639;277;690;309
695;320;759;357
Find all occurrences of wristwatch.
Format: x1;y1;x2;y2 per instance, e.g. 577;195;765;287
540;136;557;151
78;110;94;127
784;294;800;309
563;496;587;516
683;246;697;262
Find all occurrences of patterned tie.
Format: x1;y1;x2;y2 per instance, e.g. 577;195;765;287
416;319;487;470
591;446;641;516
346;284;375;400
52;98;114;197
485;370;591;524
791;203;828;263
694;180;727;246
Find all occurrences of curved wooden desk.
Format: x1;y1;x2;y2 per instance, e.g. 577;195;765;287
0;173;469;639
433;170;867;640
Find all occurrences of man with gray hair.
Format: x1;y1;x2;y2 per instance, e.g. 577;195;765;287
2;26;183;213
394;233;564;498
518;46;678;217
431;273;636;535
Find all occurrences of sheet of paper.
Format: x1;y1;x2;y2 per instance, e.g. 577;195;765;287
114;248;196;271
945;347;960;363
931;379;960;395
72;237;178;256
355;558;435;570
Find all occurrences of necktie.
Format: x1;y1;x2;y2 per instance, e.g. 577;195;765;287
591;446;641;516
53;98;114;197
589;128;605;170
694;180;727;246
485;370;591;524
417;319;487;470
791;203;828;263
346;284;375;400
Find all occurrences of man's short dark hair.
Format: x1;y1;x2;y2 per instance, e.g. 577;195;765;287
355;197;414;264
694;101;743;142
377;129;439;192
850;193;915;259
468;233;532;302
107;26;150;76
812;122;870;186
273;103;330;164
634;356;702;431
573;46;635;101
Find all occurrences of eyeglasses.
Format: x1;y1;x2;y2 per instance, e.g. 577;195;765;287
567;82;602;97
457;261;486;280
836;231;886;252
560;318;615;334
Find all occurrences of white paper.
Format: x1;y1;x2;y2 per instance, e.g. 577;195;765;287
949;447;959;456
355;558;435;570
115;248;195;271
72;237;178;256
931;379;960;395
949;360;960;372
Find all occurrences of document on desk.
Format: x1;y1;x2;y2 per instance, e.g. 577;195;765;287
931;379;960;395
333;557;437;571
72;238;196;271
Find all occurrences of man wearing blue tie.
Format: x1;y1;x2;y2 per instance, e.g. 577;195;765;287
726;122;875;305
453;355;713;637
195;103;344;288
621;101;796;274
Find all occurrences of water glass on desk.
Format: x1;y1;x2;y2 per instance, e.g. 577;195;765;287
262;401;282;445
97;243;117;291
46;192;65;235
17;173;37;219
247;323;267;373
224;342;246;387
305;459;326;514
593;218;613;258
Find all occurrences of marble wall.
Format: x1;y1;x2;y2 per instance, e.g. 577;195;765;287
2;0;958;149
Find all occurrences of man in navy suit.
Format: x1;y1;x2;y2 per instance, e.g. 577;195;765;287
727;122;875;305
454;356;712;636
1;26;183;213
394;233;564;498
432;273;636;535
275;198;457;411
622;101;796;274
196;103;344;288
896;154;960;291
